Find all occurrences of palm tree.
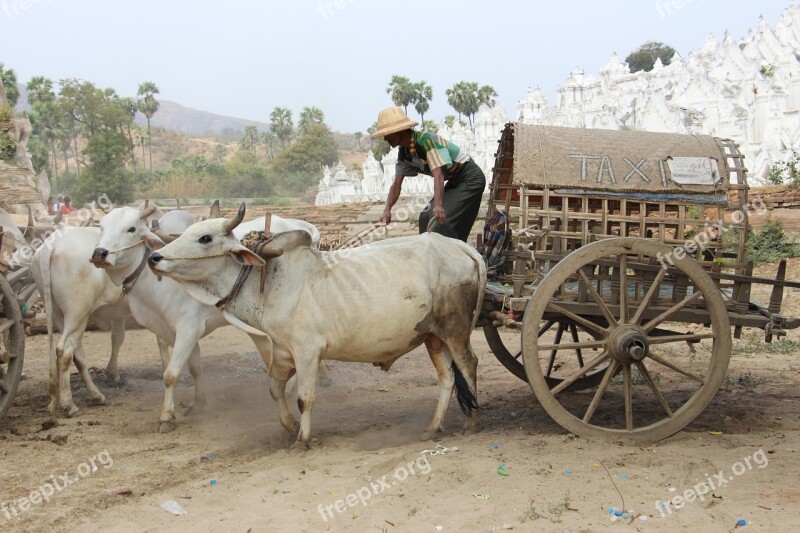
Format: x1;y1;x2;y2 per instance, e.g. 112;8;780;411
298;106;325;135
0;64;19;107
136;81;160;173
478;85;499;108
240;125;259;154
386;76;415;114
270;106;293;150
446;82;467;123
413;81;432;125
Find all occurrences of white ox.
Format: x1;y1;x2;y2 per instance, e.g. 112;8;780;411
149;204;486;449
31;207;196;417
90;206;328;432
32;226;140;414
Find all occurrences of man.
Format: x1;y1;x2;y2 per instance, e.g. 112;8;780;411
373;107;485;242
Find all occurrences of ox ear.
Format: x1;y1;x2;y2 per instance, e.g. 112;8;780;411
144;230;166;251
229;244;266;266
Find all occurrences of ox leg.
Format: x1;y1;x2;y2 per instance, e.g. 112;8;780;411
269;376;298;435
47;307;66;413
156;337;171;372
74;344;108;406
159;333;201;433
292;355;320;451
55;318;103;416
183;345;206;414
444;340;480;434
105;318;126;386
423;335;455;440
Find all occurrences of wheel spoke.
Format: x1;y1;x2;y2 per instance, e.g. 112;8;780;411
631;267;667;324
538;319;556;337
550;351;609;396
582;360;618;423
623;364;633;431
546;302;608;336
568;323;585;366
577;268;618;327
635;361;673;417
538;339;606;352
647;333;716;345
647;351;705;384
546;322;567;376
618;254;629;324
642;291;703;332
0;318;14;335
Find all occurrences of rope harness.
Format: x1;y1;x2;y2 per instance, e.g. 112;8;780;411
121;246;150;297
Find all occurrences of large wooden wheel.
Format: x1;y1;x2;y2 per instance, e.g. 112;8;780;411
484;320;608;390
523;238;731;442
0;274;24;421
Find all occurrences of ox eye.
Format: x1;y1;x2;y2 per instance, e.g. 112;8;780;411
127;227;136;233
199;234;212;244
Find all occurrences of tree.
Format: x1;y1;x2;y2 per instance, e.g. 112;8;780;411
354;131;362;150
136;81;160;172
386;75;415;113
625;41;677;73
413;81;432;125
0;64;19;107
239;125;259;154
270;106;294;149
447;81;481;127
259;131;276;160
422;120;438;132
26;76;59;182
272;123;338;175
444;115;456;128
298;106;325;135
213;144;227;166
478;85;498;108
366;122;377;149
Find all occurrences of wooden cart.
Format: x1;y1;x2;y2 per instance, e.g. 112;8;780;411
480;123;800;442
0;225;25;421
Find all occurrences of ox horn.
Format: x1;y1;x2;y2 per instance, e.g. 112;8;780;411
209;199;221;219
223;202;246;234
140;204;157;220
257;245;284;260
99;201;112;214
153;229;178;243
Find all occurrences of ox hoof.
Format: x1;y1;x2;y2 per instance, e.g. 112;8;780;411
159;420;177;433
106;374;124;387
64;405;81;418
86;396;107;407
289;440;310;453
420;429;443;442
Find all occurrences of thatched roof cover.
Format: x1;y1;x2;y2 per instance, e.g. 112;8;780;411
507;123;731;194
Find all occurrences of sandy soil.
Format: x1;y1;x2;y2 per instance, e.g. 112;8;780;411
2;262;800;533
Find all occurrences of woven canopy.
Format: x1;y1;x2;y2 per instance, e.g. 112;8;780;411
506;123;732;193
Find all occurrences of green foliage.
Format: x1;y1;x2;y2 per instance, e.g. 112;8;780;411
746;220;800;263
413;81;432;124
625;41;676;73
422;120;438;132
446;81;498;126
372;138;390;160
0;130;16;161
270;106;293;149
0;102;12;123
760;64;775;77
239;125;259;154
386;75;415;113
0;64;19;107
272;123;338;175
74;128;134;204
298;106;325;135
767;150;800;187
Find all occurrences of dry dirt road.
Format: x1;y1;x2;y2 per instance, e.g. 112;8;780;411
2;264;800;532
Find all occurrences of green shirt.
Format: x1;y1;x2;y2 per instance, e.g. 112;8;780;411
396;131;469;178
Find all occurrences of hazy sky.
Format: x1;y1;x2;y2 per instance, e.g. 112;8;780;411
0;0;793;133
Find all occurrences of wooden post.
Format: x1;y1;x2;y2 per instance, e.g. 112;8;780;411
260;211;273;294
264;212;272;236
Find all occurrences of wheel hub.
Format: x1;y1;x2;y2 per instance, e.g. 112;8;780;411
608;326;649;364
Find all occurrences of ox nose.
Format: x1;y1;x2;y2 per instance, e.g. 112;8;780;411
93;248;109;259
148;252;163;268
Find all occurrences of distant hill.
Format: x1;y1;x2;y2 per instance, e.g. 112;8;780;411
134;100;271;138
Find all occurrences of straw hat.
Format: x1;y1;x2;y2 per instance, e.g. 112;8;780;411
371;107;418;138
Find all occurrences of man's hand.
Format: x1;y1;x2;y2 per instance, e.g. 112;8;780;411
433;204;446;225
379;209;392;224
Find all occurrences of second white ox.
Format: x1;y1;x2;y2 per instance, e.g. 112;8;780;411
91;206;326;432
149;204;486;448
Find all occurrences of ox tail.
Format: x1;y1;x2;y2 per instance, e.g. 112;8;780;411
452;361;478;416
33;238;58;403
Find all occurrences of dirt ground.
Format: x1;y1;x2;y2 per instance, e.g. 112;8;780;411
2;253;800;533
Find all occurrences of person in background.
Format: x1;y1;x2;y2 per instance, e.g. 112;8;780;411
59;196;75;214
46;196;56;215
374;107;485;242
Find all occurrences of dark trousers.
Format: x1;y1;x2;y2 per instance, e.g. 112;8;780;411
418;158;486;242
